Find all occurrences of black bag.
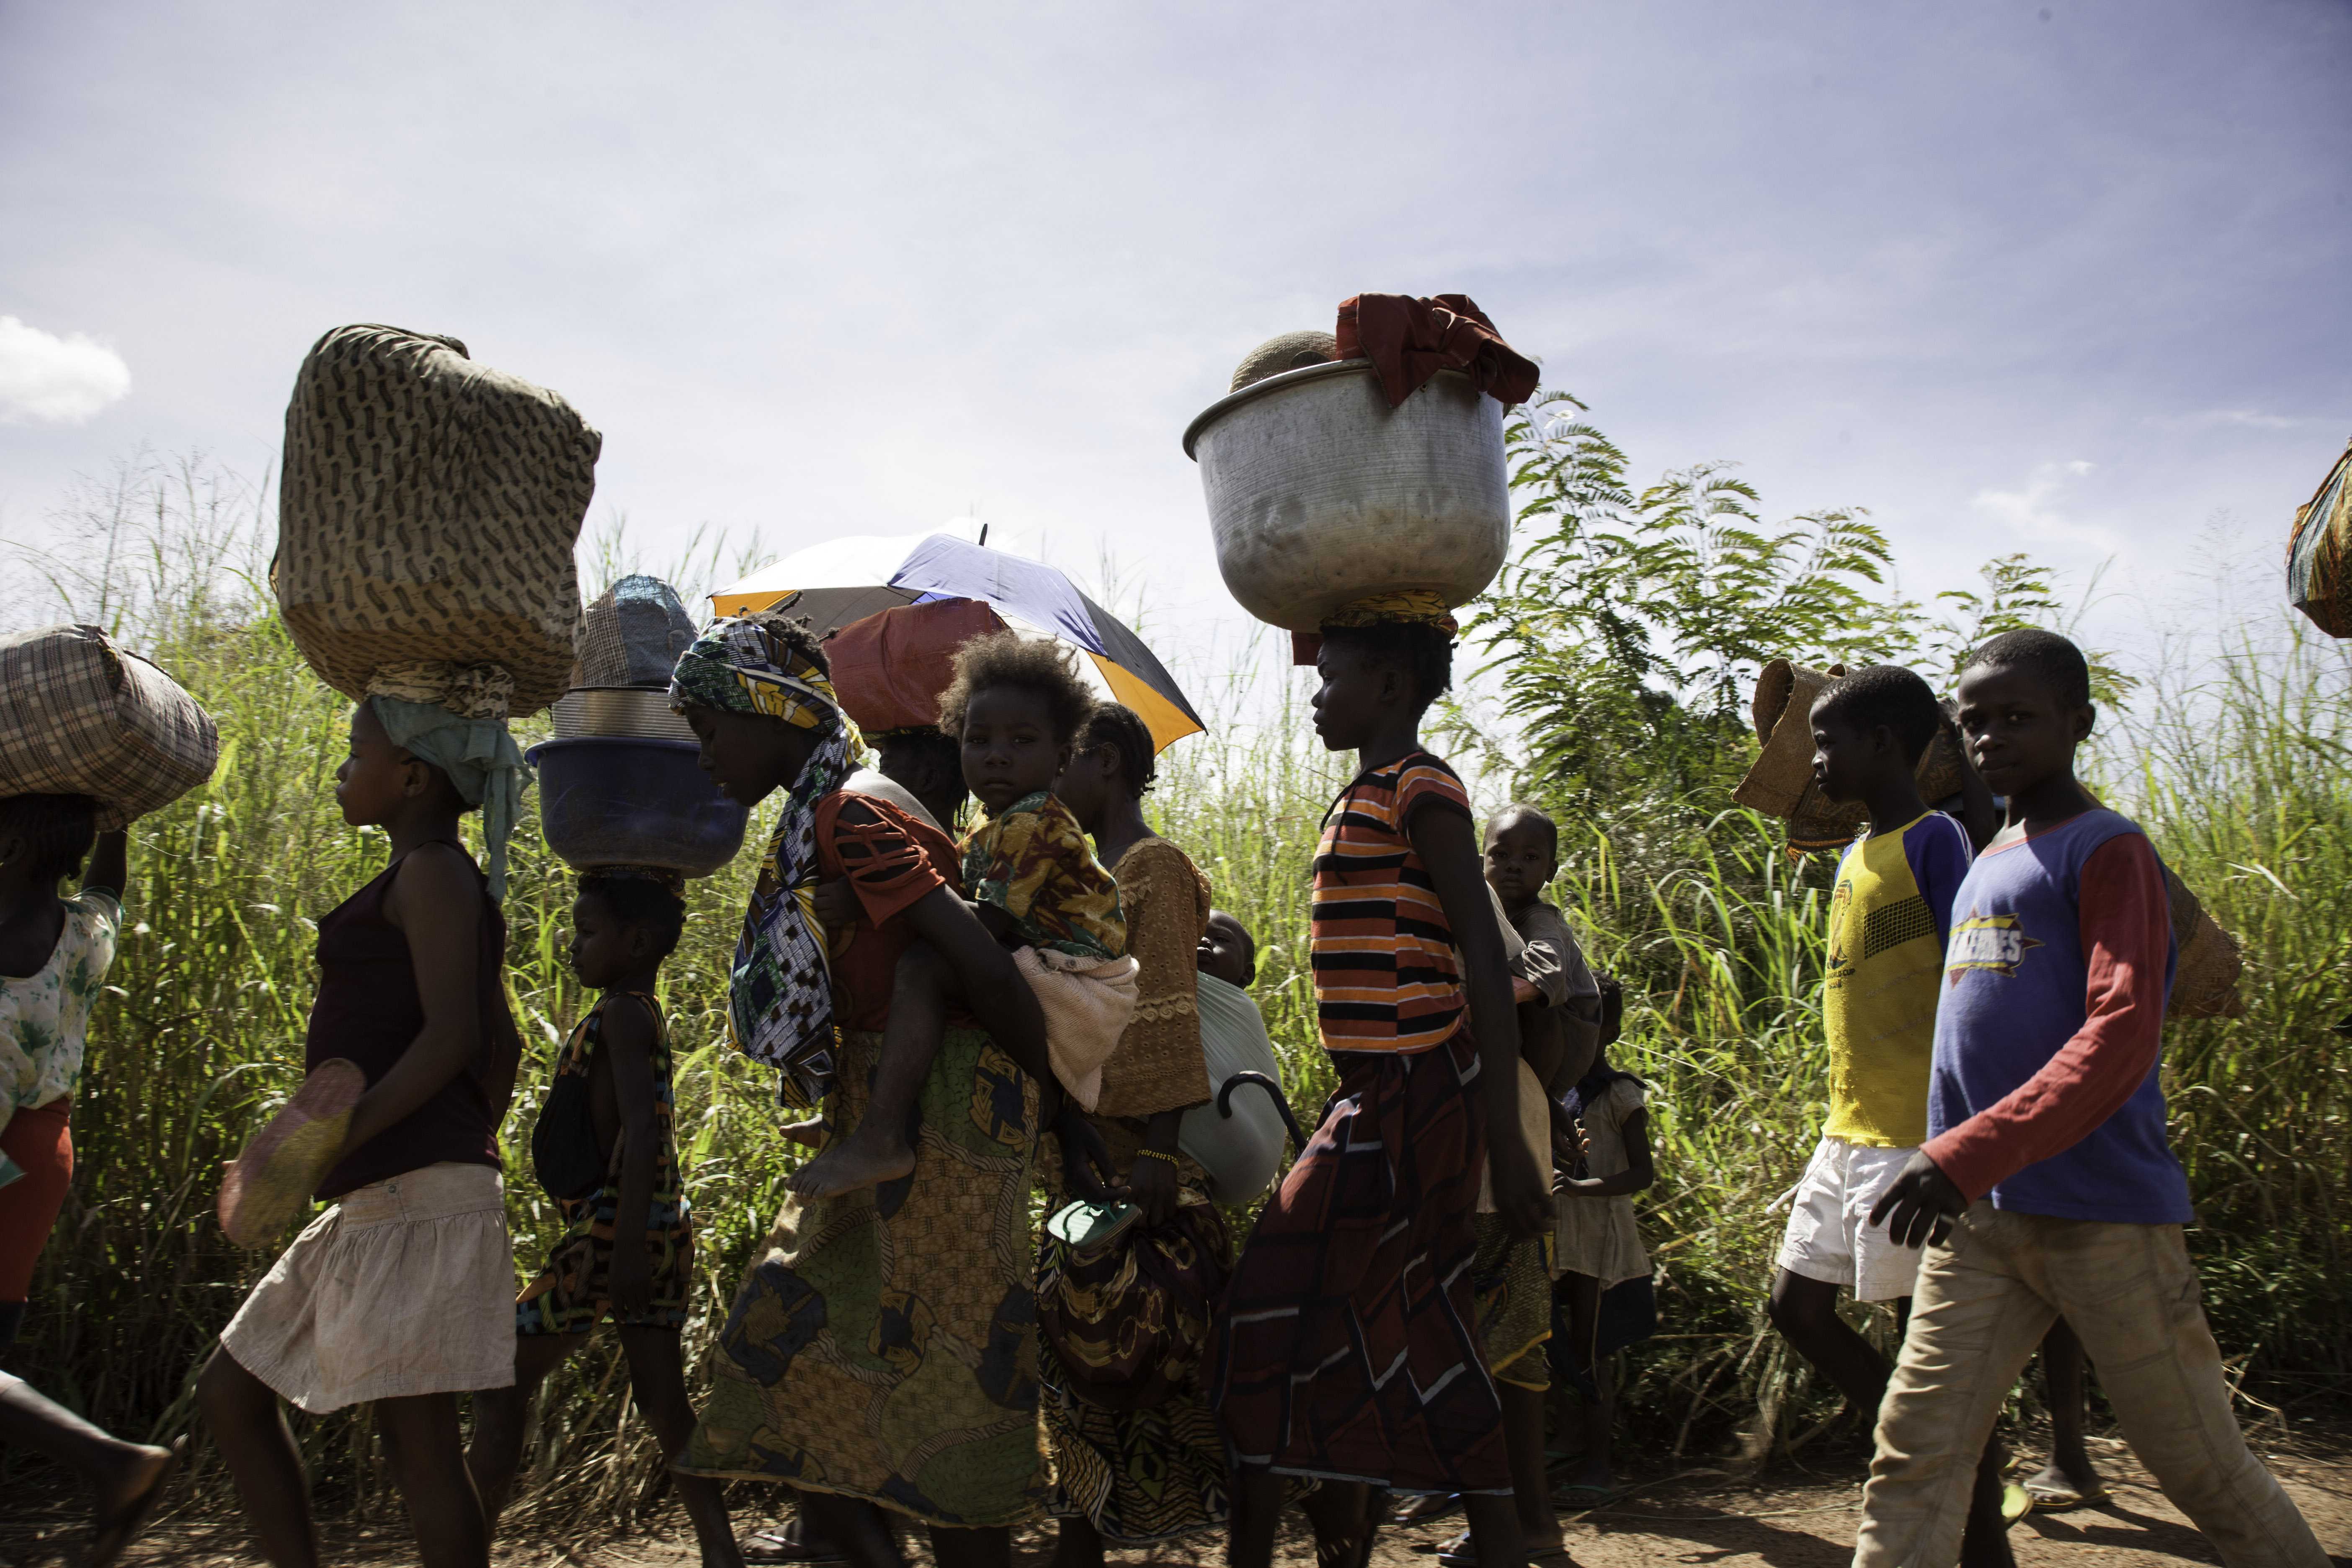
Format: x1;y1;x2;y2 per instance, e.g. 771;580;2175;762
531;1070;606;1202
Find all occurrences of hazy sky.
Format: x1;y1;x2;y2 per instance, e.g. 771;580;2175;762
4;1;2348;683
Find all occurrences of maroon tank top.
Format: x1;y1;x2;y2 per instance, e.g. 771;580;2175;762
306;840;516;1199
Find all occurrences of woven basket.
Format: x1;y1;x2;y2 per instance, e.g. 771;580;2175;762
274;325;601;718
2161;867;2246;1019
1734;660;1976;853
2287;435;2352;639
0;624;219;830
1229;330;1338;393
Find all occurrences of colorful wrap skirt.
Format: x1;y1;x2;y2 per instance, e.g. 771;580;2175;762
1470;1214;1554;1391
1207;1030;1511;1496
678;1027;1047;1528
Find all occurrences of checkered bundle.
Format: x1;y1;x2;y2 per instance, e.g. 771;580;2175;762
0;623;219;830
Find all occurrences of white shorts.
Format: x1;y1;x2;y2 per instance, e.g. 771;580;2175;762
1774;1135;1924;1303
218;1161;515;1413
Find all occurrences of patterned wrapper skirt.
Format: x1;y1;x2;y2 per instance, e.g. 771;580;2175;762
677;1027;1047;1528
1207;1030;1511;1496
1470;1214;1554;1391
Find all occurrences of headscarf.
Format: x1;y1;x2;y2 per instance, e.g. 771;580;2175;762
668;616;853;1108
365;660;529;901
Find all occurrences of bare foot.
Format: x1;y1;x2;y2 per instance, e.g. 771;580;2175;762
88;1436;184;1567
787;1131;916;1199
781;1118;825;1148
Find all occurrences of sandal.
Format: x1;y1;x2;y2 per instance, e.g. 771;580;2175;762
743;1528;849;1565
1393;1491;1460;1527
1436;1529;1477;1568
2001;1481;2034;1528
2022;1478;2109;1512
1551;1480;1622;1511
86;1435;185;1568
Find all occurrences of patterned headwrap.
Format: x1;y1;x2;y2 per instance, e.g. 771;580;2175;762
364;660;530;901
669;616;853;1107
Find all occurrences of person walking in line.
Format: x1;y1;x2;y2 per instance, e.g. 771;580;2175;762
1860;630;2327;1568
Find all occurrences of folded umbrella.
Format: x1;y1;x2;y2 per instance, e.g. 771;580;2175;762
708;532;1204;752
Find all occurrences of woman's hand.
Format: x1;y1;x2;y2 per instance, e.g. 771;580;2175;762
1057;1108;1117;1204
811;879;859;930
1120;1153;1179;1229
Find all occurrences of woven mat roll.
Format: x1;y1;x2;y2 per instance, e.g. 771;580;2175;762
275;325;600;718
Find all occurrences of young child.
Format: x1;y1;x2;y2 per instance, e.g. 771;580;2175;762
1551;1032;1655;1504
465;872;740;1567
789;631;1134;1199
1;795;183;1563
1860;630;2326;1568
1764;667;1985;1492
1211;607;1549;1568
199;689;526;1568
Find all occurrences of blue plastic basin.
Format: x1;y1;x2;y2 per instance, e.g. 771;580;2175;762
526;737;749;877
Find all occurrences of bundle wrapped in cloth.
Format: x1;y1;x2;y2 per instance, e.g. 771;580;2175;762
0;623;219;830
275;323;600;720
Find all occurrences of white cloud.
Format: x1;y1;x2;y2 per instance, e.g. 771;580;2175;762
0;315;131;423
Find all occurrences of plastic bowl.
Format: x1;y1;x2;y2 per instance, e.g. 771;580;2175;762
526;737;749;877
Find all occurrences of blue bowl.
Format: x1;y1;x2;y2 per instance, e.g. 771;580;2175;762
526;737;749;877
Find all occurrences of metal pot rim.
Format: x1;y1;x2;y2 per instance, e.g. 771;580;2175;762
525;736;701;761
1181;360;1479;461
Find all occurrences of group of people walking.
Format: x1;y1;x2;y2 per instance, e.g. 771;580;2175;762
0;600;2331;1568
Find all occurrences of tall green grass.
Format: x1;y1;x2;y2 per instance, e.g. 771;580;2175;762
8;459;2348;1521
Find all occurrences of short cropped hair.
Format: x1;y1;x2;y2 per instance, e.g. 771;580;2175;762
875;726;960;776
1963;629;2092;711
577;874;687;963
1488;802;1559;858
1318;621;1454;715
1812;665;1945;765
0;794;99;886
1080;702;1158;798
936;631;1097;746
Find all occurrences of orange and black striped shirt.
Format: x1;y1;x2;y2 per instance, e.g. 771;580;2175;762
1310;750;1475;1053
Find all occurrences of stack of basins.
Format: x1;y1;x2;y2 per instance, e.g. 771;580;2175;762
529;576;748;877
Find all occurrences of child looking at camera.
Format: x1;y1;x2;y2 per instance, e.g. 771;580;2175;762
789;632;1134;1200
465;872;738;1568
1858;631;2325;1568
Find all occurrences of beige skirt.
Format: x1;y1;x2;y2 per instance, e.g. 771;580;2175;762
219;1161;514;1413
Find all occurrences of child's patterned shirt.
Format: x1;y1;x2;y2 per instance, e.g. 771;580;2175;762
962;791;1126;960
1;889;121;1127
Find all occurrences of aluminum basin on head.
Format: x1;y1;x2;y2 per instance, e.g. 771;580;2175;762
1183;360;1510;632
526;736;748;878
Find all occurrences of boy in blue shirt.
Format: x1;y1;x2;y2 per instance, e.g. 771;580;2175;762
1860;631;2323;1568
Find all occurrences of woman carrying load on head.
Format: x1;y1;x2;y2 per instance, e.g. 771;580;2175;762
1035;702;1229;1563
665;614;1074;1568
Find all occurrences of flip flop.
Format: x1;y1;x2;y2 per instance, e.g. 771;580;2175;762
1551;1481;1623;1512
743;1529;848;1565
2001;1481;2033;1528
2022;1478;2109;1512
219;1060;364;1248
85;1434;185;1567
1393;1491;1461;1527
1436;1529;1477;1568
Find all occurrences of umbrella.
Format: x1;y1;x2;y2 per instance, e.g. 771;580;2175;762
708;532;1204;752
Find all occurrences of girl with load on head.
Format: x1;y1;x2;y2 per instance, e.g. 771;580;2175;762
665;614;1093;1568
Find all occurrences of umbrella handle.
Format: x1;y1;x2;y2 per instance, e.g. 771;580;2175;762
1217;1071;1310;1158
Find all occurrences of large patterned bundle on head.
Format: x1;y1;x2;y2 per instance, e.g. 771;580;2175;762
2288;435;2352;639
274;324;601;717
0;623;219;830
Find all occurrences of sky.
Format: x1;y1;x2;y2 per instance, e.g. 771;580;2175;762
3;0;2349;700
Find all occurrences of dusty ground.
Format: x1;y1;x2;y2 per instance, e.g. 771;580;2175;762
6;1425;2349;1567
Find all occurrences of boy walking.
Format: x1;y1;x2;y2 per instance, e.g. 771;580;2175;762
1862;630;2325;1568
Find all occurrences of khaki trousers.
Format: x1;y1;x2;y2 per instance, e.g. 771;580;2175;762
1854;1202;2324;1568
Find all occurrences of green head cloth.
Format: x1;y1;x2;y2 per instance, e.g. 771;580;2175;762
366;661;531;901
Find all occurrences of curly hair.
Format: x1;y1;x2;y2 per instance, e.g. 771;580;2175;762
1318;621;1454;715
1813;664;1945;765
1963;628;2091;712
576;873;689;963
934;631;1096;745
1079;702;1158;797
0;793;98;885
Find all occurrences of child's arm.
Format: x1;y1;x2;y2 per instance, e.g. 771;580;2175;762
1410;806;1547;1238
1559;1107;1652;1197
83;830;127;898
599;993;664;1319
341;843;487;1155
1875;833;2171;1247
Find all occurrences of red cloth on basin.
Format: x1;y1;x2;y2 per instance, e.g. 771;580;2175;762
1335;294;1540;410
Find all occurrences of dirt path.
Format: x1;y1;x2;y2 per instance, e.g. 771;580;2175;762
8;1429;2349;1567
